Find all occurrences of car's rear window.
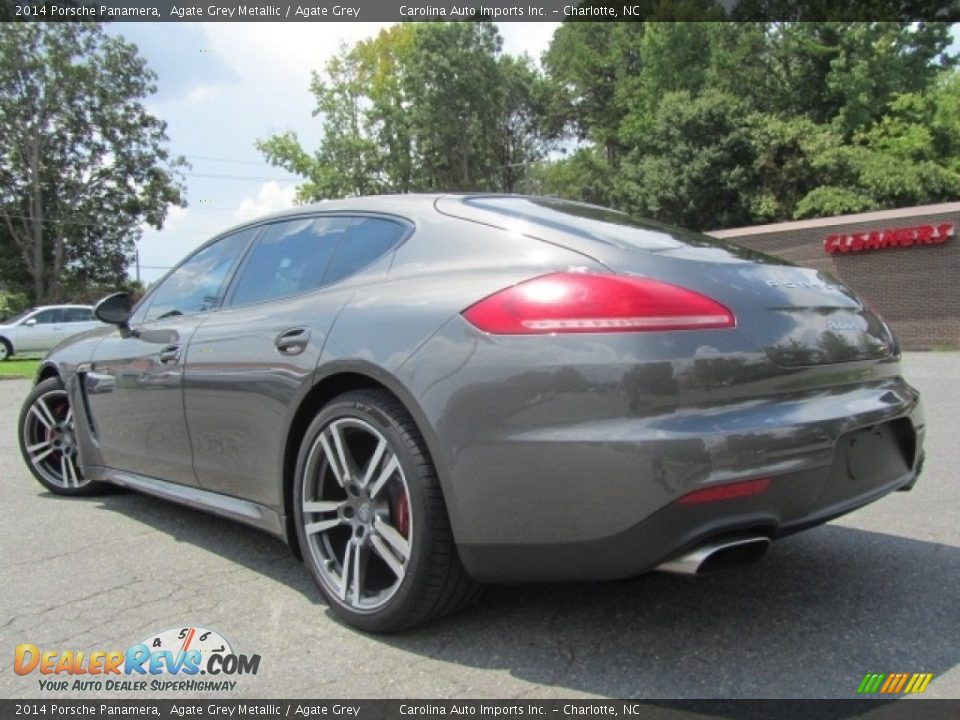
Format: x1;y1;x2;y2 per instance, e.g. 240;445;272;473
464;197;687;251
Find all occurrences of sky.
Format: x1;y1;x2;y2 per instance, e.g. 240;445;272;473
112;22;959;284
107;22;562;284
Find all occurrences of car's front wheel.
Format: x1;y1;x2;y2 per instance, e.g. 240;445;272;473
18;377;101;495
293;389;480;632
0;338;12;361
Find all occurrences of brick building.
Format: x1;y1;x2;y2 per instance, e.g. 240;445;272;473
709;202;960;350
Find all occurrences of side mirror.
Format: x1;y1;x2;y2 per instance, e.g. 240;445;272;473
94;292;133;326
23;318;37;327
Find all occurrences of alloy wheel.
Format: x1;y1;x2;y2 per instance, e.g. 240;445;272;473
301;417;412;612
21;388;87;489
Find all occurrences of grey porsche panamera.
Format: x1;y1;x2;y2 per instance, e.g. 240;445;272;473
18;194;925;632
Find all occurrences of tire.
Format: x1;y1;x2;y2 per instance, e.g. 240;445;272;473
293;389;481;632
18;377;103;496
0;338;11;361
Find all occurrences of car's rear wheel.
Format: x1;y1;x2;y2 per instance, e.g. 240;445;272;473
293;389;480;632
18;377;101;495
0;338;11;361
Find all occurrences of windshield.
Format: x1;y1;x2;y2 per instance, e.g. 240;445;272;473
2;308;36;324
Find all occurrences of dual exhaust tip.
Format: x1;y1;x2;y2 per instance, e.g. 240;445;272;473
656;536;771;576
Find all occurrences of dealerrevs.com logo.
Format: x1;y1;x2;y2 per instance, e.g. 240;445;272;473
13;626;261;693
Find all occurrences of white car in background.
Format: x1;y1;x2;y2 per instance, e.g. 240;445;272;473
0;305;103;361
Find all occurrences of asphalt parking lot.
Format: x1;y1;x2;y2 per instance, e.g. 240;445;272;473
1;352;957;700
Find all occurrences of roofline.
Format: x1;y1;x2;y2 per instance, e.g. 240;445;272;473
710;201;960;238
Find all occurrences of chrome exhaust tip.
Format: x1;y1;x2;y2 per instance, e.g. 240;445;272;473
655;536;771;576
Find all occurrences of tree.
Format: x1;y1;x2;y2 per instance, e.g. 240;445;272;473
0;24;185;303
539;21;958;228
791;80;960;218
542;22;645;166
614;90;761;230
259;22;550;200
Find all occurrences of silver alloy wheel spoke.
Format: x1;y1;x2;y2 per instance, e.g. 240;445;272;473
374;517;410;561
304;517;344;535
352;546;368;606
35;398;57;429
65;456;79;487
302;415;413;612
26;440;54;463
360;437;387;488
367;454;399;500
320;422;359;487
23;389;88;490
302;500;344;514
318;431;345;486
330;423;355;481
370;533;405;580
29;404;53;430
340;540;361;602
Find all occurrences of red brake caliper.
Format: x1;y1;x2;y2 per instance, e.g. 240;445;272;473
394;491;410;538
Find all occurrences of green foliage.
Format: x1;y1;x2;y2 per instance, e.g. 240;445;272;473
529;147;615;205
0;287;30;321
0;24;185;303
614;90;759;230
793;186;876;219
258;23;550;200
262;21;958;229
540;21;958;229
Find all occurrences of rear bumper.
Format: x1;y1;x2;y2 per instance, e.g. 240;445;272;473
401;320;925;582
459;442;920;583
451;379;924;583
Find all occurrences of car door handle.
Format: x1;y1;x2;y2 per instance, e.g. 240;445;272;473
158;344;182;365
275;327;310;356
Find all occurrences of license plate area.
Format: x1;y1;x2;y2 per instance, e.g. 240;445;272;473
820;419;915;505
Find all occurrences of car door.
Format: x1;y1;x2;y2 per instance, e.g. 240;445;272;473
16;308;65;352
60;307;99;339
85;228;256;485
184;214;409;507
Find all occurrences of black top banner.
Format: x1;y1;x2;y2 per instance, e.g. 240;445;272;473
5;0;960;22
3;700;960;720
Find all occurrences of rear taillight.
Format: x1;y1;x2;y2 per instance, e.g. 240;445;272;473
676;478;771;505
461;272;735;335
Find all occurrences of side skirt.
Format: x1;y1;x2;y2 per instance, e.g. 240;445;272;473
87;466;287;541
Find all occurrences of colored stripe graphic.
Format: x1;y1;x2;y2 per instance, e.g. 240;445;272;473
857;673;885;694
857;672;933;694
910;674;933;694
880;674;898;693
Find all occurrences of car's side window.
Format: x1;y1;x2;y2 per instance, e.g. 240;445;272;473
143;228;256;323
29;309;60;325
227;216;406;307
323;218;407;286
62;308;94;322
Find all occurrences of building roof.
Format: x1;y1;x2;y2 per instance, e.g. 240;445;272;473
711;201;960;238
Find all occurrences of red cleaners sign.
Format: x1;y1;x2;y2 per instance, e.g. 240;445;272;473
824;222;955;254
